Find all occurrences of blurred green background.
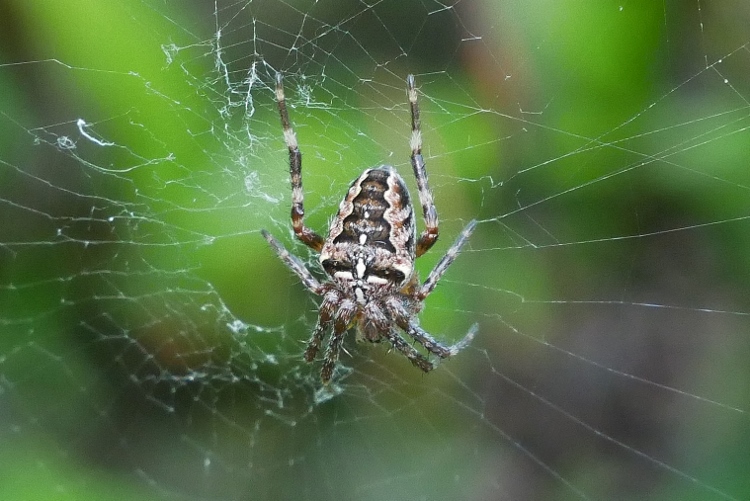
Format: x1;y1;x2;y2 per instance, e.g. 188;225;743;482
1;0;749;500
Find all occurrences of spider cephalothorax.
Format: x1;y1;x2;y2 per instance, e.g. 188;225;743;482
262;73;477;384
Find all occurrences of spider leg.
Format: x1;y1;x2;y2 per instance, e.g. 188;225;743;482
401;320;478;359
407;74;439;258
320;298;357;384
366;301;434;373
261;229;325;294
381;329;434;373
275;72;325;252
383;294;477;360
418;219;476;300
304;295;336;362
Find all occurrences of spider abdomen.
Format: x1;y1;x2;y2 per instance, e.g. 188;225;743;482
320;166;416;301
341;171;394;250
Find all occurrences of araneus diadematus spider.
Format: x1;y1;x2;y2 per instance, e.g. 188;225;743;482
262;73;477;384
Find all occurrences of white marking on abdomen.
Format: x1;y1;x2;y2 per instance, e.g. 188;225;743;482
359;234;367;244
356;258;366;278
334;271;354;281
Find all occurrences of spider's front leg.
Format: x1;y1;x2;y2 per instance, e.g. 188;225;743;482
384;295;477;362
304;289;339;363
261;229;340;381
366;301;434;373
320;297;357;384
401;321;478;360
275;72;325;252
381;329;435;373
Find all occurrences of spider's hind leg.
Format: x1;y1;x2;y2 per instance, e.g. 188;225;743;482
274;73;325;252
407;74;439;258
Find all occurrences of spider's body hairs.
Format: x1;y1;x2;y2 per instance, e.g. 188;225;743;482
262;73;477;384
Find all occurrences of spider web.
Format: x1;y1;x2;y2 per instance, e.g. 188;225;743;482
1;0;749;499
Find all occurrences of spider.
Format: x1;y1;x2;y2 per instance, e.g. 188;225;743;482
262;73;477;384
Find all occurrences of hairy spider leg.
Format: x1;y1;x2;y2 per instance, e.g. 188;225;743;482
264;74;477;384
321;297;357;383
304;291;337;362
383;294;477;366
275;73;325;252
418;219;477;300
382;329;434;372
261;230;325;294
407;74;439;258
401;320;479;360
361;301;432;372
